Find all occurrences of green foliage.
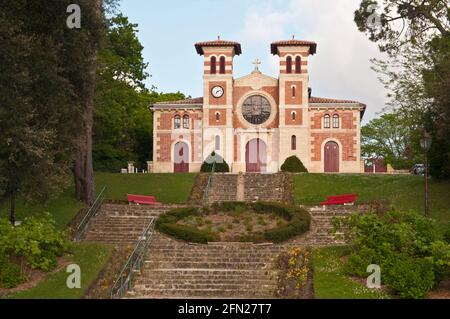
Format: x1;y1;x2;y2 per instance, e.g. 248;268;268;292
337;211;450;298
280;156;308;173
361;111;422;169
385;257;435;299
0;214;71;288
200;152;230;173
157;203;310;244
0;255;26;289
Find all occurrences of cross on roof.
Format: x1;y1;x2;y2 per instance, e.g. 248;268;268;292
253;58;261;71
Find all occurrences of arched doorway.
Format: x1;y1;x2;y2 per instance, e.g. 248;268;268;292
173;141;189;173
324;141;339;173
245;138;267;172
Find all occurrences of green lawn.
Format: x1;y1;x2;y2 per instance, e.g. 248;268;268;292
95;172;197;203
312;246;390;299
0;186;85;230
294;174;450;232
5;243;113;299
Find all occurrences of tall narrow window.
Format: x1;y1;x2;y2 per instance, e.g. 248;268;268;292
215;135;220;150
286;56;292;74
210;56;216;74
183;114;190;129
295;56;301;74
291;135;297;150
324;114;330;128
219;56;226;74
291;111;296;121
332;114;340;128
174;115;181;129
292;86;296;97
215;112;221;122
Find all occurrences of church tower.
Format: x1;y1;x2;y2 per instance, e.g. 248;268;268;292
271;38;317;169
195;39;242;165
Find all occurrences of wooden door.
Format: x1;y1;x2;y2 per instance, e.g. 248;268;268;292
245;139;267;173
324;141;339;173
174;142;189;173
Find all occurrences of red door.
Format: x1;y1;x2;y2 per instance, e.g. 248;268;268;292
174;142;189;173
324;141;339;173
246;139;267;172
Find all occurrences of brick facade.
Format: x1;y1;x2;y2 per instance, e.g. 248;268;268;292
151;39;364;173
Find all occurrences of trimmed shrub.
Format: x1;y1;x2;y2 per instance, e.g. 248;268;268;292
157;202;311;244
200;151;230;172
281;156;308;173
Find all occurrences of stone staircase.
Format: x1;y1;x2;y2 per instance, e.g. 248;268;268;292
81;202;358;299
205;173;292;204
127;233;285;299
81;202;179;244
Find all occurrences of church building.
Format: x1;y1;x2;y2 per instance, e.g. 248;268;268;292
150;39;366;173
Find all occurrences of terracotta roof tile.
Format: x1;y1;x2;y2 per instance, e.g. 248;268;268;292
152;97;204;108
271;40;317;55
195;40;242;55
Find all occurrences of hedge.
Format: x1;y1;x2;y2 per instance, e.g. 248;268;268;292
156;202;311;244
200;152;230;173
281;156;308;173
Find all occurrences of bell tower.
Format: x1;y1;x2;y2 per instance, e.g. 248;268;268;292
271;38;317;169
194;39;242;165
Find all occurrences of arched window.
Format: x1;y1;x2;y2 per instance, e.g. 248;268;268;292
291;111;296;121
215;135;220;150
174;115;181;129
332;114;340;128
295;56;301;74
291;135;297;150
215;112;221;122
183;114;190;129
210;56;216;74
219;56;226;74
286;56;292;74
324;114;330;128
292;86;296;97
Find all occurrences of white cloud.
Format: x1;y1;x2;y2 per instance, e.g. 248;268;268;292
239;0;388;122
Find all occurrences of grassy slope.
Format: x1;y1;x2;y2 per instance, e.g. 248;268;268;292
95;172;197;203
312;246;389;299
0;186;85;230
6;243;113;299
294;174;450;232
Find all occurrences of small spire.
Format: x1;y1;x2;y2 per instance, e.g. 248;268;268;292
218;35;221;40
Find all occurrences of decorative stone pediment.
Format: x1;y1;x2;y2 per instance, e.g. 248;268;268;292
234;71;278;90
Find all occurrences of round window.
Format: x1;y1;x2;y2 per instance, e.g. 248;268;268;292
241;95;271;125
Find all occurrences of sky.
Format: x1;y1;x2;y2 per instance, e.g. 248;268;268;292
120;0;388;123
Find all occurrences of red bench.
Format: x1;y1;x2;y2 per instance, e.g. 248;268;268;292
320;194;357;206
127;194;161;205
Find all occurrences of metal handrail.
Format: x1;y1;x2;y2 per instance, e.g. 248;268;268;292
110;218;156;299
203;161;216;204
74;186;107;241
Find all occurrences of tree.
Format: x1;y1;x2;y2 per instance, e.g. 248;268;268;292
0;1;76;223
361;111;422;168
355;0;449;55
423;35;450;179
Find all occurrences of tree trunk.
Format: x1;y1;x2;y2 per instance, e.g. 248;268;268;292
73;0;102;205
10;191;16;226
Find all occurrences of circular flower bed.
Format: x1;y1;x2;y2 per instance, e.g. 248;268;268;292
155;202;311;244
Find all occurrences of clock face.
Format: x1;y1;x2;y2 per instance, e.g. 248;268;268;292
242;95;271;125
211;86;224;98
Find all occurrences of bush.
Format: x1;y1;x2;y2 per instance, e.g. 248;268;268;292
385;256;435;299
281;156;308;173
336;210;450;299
158;223;217;244
0;214;71;288
200;151;230;172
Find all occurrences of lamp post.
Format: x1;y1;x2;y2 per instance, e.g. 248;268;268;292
420;131;432;217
